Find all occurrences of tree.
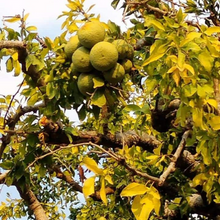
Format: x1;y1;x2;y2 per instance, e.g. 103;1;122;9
0;0;220;219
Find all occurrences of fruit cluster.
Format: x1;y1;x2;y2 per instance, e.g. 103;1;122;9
64;21;134;97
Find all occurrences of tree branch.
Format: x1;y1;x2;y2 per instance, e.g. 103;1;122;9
0;102;45;160
159;130;191;185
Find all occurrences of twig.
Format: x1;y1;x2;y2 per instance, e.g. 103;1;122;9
25;142;90;171
159;130;190;186
0;170;10;183
3;79;24;128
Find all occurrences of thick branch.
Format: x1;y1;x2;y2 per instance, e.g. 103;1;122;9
16;186;48;220
0;40;45;87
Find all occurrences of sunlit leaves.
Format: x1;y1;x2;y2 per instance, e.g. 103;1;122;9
82;157;103;175
83;176;95;198
121;184;161;220
120;183;148;196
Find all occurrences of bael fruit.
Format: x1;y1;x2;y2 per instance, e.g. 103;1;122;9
64;35;81;60
72;46;93;72
77;72;103;96
78;21;105;49
103;63;125;85
112;39;134;60
90;42;118;71
120;59;133;73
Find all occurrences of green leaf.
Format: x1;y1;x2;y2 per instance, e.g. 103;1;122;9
83;176;95;198
46;82;56;99
111;0;120;9
91;90;106;108
120;183;148;197
82;157;103;175
123;104;141;112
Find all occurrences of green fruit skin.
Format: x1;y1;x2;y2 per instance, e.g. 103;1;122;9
77;73;96;96
78;21;105;49
103;63;125;85
112;39;134;60
64;35;81;60
121;59;133;73
90;42;118;71
72;47;93;72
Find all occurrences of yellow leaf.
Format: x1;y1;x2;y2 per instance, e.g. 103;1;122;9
184;64;195;75
131;196;142;220
100;178;107;205
26;26;37;32
140;195;154;219
180;32;201;47
5;17;20;23
145;17;165;31
82;157;103;175
105;175;113;185
192;173;208;187
146;155;159;160
11;52;18;60
206;99;218;109
167;66;177;73
209;115;220;130
205;26;220;36
142;44;167;66
148;186;161;215
192;108;204;129
172;69;180;86
23;13;30;22
198;51;213;72
120;183;148;197
177;50;185;70
82;176;95;198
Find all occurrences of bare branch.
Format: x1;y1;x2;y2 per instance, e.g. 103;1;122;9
159;130;191;185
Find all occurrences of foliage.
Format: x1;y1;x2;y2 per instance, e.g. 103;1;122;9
0;0;220;219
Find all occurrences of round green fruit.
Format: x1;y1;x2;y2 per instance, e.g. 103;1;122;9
64;35;81;60
90;42;118;71
72;47;93;72
77;73;96;96
103;63;125;85
112;39;134;60
121;59;133;73
78;21;105;49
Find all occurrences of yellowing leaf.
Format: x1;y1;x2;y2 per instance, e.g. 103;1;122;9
184;64;195;75
26;26;37;32
177;50;185;70
11;52;18;60
23;13;30;22
142;44;167;66
120;183;148;197
198;51;213;72
82;157;103;175
5;17;20;23
172;69;180;86
206;99;218;109
145;17;165;31
100;178;107;205
192;173;208;187
209;115;220;130
192;108;204;128
82;176;95;198
205;26;220;36
140;195;154;219
131;196;142;220
105;175;113;185
180;32;201;47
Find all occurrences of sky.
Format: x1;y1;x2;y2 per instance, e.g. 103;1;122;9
0;0;129;219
